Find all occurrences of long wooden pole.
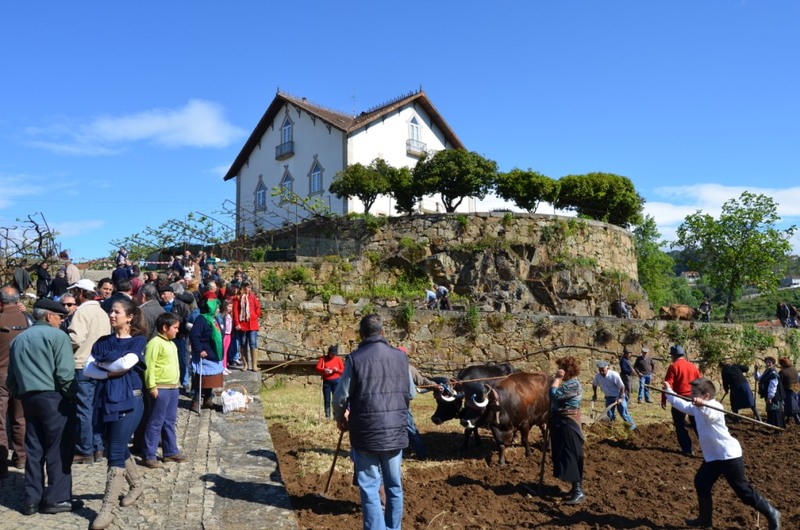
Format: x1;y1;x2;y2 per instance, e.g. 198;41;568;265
644;384;784;432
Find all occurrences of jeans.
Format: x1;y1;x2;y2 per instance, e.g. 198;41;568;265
175;338;189;387
671;405;696;454
638;374;652;403
74;369;103;455
353;448;403;530
237;329;258;367
406;411;427;459
322;379;339;419
604;396;636;429
102;396;144;468
144;388;179;460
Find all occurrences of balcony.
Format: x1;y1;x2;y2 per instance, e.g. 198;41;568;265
275;140;294;160
406;138;426;158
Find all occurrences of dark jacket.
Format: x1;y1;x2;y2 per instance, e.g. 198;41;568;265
190;316;221;362
347;336;410;452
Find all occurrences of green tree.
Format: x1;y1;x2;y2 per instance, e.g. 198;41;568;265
494;169;558;213
632;215;676;308
555;172;644;228
675;192;796;318
388;166;416;215
412;149;497;212
329;158;393;214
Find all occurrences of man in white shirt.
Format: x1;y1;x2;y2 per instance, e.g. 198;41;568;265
591;361;636;430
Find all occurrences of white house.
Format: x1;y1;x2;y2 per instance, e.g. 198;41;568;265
223;89;471;236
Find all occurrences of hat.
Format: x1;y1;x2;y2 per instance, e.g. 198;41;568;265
641;346;649;353
327;345;338;355
670;345;686;357
68;278;96;292
596;360;609;369
158;285;174;293
177;292;195;304
33;298;69;316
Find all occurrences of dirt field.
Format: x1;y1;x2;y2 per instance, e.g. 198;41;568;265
271;413;799;529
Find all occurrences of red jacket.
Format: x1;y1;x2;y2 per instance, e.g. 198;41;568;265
316;355;344;381
662;357;702;406
232;292;261;331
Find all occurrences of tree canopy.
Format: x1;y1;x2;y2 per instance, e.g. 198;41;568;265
494;169;558;213
554;172;644;228
675;191;796;317
412;149;497;213
329;158;394;214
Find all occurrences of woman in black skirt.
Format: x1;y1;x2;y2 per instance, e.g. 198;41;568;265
550;356;585;504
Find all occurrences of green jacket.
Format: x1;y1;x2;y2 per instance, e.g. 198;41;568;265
8;321;76;399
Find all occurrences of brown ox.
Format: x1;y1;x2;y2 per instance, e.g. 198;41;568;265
659;304;695;321
468;372;551;485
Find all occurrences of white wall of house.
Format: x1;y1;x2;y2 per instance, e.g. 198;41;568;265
346;103;475;216
237;104;347;235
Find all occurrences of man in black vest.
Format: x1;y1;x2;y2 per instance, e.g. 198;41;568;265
333;314;410;530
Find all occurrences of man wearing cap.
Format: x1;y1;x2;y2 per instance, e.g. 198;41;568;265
592;361;636;429
8;298;81;515
159;285;191;391
662;345;702;456
316;345;343;420
634;346;656;404
67;278;111;464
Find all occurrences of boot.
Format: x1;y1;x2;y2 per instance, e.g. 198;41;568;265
754;495;781;530
191;394;201;414
91;466;125;529
0;447;8;479
563;481;585;505
120;456;143;507
202;396;215;409
685;496;713;527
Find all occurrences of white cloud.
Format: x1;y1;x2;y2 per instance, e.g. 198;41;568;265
53;219;106;238
0;174;47;209
25;99;246;155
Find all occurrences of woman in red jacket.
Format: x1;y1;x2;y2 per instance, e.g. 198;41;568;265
315;345;343;420
232;281;261;371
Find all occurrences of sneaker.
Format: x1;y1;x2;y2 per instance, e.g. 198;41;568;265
141;459;163;469
39;499;84;514
163;453;189;463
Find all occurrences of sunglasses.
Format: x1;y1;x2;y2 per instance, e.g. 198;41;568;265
63;303;76;307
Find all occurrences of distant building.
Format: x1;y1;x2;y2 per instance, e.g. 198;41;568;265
681;271;700;285
223;89;470;237
780;275;800;288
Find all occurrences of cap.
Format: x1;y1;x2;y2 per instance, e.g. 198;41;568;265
158;285;174;293
33;298;69;315
670;345;686;357
327;345;339;355
641;346;649;353
596;360;609;369
68;278;96;292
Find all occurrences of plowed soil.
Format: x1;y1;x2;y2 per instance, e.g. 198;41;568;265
271;419;799;529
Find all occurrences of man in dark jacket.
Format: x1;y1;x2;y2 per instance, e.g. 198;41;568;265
334;314;410;530
0;286;30;477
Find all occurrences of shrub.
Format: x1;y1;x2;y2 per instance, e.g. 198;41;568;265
262;270;285;293
394;302;416;331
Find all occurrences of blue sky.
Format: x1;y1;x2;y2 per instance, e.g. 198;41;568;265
2;2;799;261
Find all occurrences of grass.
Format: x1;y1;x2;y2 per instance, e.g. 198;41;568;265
261;375;685;477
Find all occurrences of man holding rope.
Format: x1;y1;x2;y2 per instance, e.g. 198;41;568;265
664;377;781;529
662;345;701;456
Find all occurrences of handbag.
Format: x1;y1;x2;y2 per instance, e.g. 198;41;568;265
221;386;250;413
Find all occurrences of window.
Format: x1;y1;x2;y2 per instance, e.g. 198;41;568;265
255;177;267;211
308;157;325;195
311;163;322;194
409;116;420;142
281;169;294;193
281;117;293;144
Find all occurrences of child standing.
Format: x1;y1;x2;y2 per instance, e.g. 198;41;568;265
664;378;780;529
142;313;189;468
221;300;232;374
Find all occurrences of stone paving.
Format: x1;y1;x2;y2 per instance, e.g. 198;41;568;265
0;371;297;530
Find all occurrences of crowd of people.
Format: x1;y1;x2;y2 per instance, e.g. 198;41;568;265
0;249;263;527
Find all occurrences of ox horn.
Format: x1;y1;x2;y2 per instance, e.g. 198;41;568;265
440;393;456;402
471;393;489;408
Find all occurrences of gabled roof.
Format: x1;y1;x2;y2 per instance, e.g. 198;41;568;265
223;89;465;181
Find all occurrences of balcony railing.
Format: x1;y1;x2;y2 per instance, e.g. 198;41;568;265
406;138;426;157
275;140;294;160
